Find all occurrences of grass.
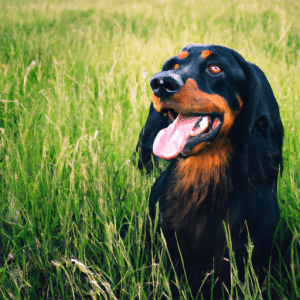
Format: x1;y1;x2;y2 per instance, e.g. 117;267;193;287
0;0;300;298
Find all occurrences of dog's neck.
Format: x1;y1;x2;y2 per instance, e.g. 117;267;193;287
163;138;233;230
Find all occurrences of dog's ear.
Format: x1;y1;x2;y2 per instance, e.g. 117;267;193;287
133;103;170;173
232;55;284;187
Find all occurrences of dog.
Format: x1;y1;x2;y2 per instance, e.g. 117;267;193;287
135;44;285;298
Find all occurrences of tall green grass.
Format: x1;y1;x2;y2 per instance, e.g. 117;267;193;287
0;0;300;298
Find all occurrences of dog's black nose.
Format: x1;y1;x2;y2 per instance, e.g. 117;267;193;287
150;72;184;101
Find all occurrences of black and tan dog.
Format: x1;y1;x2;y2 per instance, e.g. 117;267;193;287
135;44;286;298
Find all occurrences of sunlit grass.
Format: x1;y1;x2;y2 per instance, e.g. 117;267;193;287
0;0;299;298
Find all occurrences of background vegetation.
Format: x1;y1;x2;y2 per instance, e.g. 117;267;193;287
0;0;300;298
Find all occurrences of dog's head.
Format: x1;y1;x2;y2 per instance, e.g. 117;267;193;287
150;44;283;185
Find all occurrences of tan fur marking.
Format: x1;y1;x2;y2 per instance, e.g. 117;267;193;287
151;92;162;112
164;139;233;229
236;94;243;113
178;51;188;59
201;50;213;59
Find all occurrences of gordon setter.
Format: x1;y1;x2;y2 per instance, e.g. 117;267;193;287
135;44;286;299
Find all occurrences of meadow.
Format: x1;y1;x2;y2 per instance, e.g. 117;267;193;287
0;0;300;298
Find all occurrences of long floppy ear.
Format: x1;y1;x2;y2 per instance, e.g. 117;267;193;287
133;103;170;173
232;55;284;187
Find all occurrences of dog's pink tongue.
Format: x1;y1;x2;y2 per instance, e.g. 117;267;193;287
153;114;199;159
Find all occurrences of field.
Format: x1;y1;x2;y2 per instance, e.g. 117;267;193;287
0;0;300;299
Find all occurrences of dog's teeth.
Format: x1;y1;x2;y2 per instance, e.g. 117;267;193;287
199;116;209;132
190;116;210;137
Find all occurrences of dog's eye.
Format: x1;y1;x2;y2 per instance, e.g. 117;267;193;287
208;65;222;74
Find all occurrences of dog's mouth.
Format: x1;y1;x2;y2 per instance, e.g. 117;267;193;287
153;111;223;159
